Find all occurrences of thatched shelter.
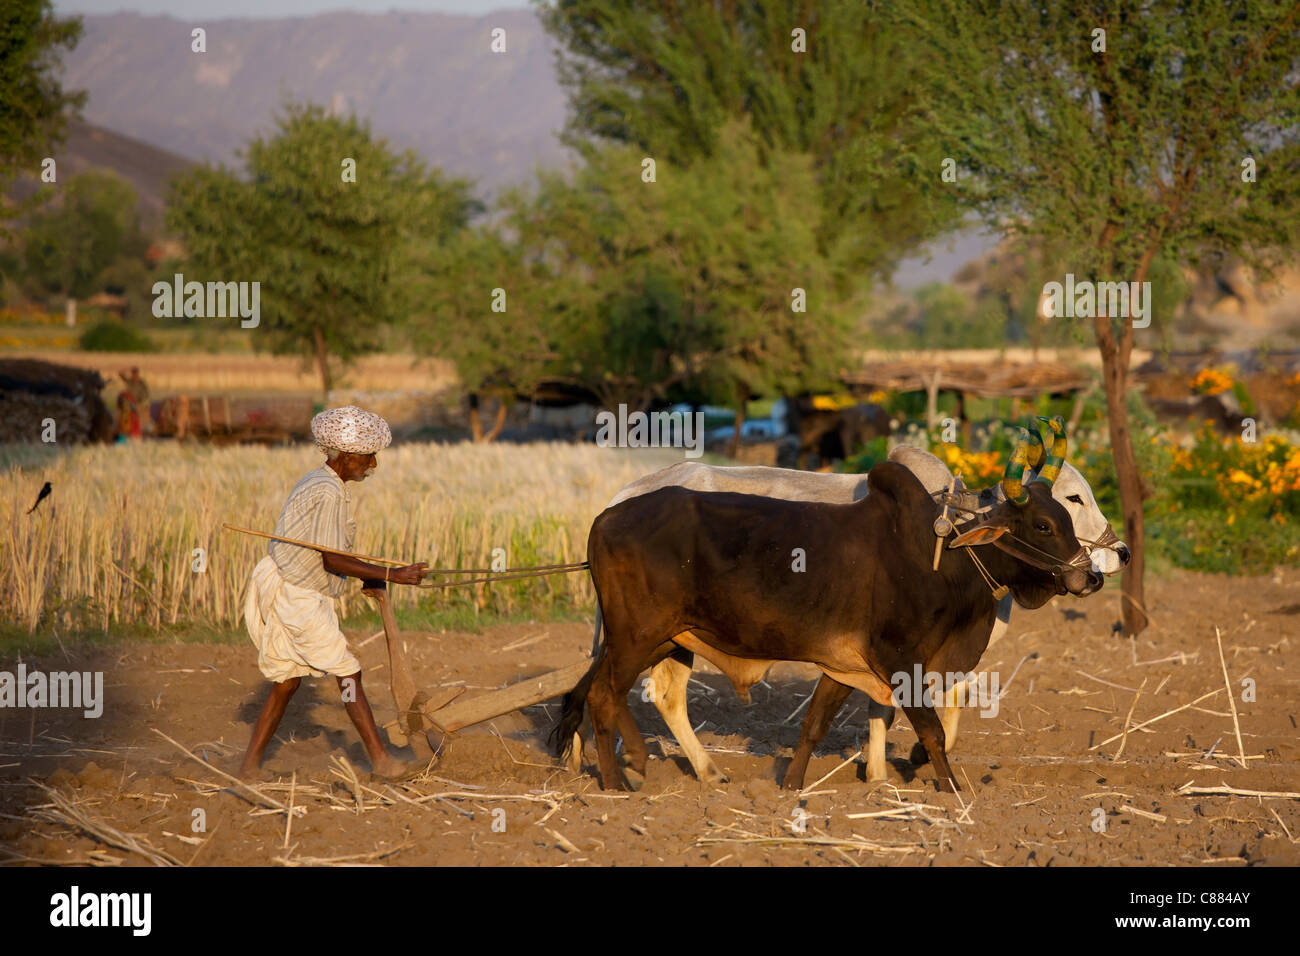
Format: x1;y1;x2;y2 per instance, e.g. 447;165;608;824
0;358;115;444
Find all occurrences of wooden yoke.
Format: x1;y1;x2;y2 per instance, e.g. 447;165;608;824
363;586;445;760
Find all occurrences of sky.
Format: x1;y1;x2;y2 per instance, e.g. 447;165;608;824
55;0;528;17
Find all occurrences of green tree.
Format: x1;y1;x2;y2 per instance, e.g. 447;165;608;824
413;225;549;441
21;169;144;300
167;102;477;399
0;0;85;235
501;121;851;416
537;0;960;284
894;0;1300;634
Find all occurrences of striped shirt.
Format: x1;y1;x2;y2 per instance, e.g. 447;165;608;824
268;465;357;598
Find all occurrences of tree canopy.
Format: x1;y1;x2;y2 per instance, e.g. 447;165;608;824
419;120;853;415
167;102;479;397
889;0;1300;633
0;0;85;234
538;0;962;285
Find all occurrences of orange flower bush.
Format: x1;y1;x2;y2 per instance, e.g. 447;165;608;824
930;442;1004;484
1191;367;1234;396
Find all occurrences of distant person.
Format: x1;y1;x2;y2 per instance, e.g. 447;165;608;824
119;367;150;437
116;389;142;441
238;406;427;781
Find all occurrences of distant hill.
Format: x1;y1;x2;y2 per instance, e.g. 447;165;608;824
59;10;571;198
8;119;196;228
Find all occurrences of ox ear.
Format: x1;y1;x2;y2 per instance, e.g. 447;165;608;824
949;522;1010;548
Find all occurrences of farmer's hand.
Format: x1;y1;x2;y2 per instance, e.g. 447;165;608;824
388;562;427;586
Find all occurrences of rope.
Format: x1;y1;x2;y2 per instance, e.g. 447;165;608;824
224;524;588;579
963;548;1009;600
415;564;590;590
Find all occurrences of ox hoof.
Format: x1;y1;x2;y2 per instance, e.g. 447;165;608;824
623;767;645;791
567;733;584;774
704;768;730;786
909;742;931;767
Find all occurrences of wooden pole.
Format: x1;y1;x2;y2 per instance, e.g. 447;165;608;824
223;523;407;567
427;659;592;733
366;587;440;758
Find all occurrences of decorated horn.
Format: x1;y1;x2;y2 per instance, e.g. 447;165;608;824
1033;415;1067;487
1025;421;1046;470
1002;428;1031;506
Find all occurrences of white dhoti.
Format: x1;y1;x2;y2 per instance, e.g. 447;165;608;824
244;556;361;682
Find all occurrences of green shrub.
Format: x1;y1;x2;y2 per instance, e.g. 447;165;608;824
78;320;156;352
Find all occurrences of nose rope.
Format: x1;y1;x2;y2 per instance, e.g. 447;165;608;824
937;491;1121;558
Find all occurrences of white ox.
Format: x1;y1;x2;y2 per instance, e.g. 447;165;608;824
577;446;1128;785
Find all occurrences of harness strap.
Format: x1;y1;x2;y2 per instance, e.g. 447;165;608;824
964;547;1010;600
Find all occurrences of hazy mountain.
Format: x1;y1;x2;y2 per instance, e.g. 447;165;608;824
8;119;196;229
59;9;571;197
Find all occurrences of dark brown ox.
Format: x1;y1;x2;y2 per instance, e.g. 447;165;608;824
554;456;1100;792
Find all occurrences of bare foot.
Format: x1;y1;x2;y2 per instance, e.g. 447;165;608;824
237;764;277;784
369;752;416;781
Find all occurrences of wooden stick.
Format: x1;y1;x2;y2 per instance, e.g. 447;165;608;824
1075;669;1141;693
283;771;296;849
1088;688;1225;750
1174;782;1300;800
800;751;860;794
1215;628;1248;769
152;728;288;811
223;523;409;566
1113;677;1147;761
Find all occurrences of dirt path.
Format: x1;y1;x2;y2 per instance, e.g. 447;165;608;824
2;567;1298;866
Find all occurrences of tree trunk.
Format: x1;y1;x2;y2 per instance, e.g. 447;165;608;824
312;325;332;402
1092;257;1154;636
484;401;507;443
727;386;748;459
1097;355;1148;634
468;392;484;442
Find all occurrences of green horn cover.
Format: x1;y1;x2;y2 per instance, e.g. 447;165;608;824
1002;428;1031;506
1033;415;1067;487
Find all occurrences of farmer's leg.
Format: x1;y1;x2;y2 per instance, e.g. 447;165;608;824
337;672;409;777
239;677;301;779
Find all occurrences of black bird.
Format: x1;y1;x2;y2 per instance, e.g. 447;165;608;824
27;481;52;515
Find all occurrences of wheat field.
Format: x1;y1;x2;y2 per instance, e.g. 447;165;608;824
1;441;682;634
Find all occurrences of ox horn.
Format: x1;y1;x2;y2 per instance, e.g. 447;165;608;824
1033;415;1067;487
1024;421;1046;470
1002;428;1031;506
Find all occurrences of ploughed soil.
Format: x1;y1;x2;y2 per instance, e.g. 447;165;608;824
2;567;1298;867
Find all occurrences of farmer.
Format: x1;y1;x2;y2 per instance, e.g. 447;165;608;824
238;405;427;781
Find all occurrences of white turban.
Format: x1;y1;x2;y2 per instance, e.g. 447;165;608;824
311;405;392;455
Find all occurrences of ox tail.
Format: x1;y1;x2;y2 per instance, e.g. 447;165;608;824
552;603;603;762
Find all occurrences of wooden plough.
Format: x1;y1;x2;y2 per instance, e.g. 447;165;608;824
366;585;590;756
223;524;592;760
